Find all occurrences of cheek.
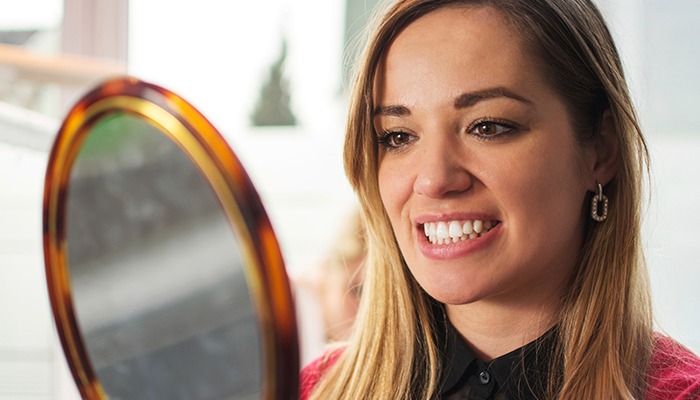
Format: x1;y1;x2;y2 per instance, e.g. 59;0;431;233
377;160;413;219
494;141;588;226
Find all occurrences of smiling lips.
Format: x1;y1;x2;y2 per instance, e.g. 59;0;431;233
423;219;500;245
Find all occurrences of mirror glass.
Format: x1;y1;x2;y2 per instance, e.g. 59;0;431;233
65;113;261;399
43;78;298;400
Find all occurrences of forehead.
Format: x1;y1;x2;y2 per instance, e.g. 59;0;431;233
375;5;544;105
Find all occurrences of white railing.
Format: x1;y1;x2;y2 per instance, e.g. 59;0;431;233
0;43;124;115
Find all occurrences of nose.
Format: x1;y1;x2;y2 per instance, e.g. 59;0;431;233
413;136;473;198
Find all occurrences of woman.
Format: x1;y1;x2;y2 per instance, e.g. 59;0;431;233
294;208;366;364
301;0;700;399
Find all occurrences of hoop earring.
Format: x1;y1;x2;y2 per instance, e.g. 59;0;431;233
590;182;609;222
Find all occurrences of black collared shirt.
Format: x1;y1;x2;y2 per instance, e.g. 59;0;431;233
440;323;557;400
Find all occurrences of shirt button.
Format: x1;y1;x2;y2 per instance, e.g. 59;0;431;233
479;370;491;384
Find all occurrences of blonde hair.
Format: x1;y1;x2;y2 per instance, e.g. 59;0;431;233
310;0;653;399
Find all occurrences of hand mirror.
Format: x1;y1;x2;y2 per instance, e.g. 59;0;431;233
43;77;299;399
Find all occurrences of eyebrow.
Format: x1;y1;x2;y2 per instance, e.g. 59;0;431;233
454;87;533;108
372;87;533;117
373;104;411;117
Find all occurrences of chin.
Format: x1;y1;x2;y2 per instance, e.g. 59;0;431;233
408;267;489;306
420;283;486;306
433;294;483;306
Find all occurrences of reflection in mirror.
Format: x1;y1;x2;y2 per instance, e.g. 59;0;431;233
65;112;261;399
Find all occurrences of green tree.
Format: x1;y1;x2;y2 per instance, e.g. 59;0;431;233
250;40;297;127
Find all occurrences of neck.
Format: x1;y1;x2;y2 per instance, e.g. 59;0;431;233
446;290;562;361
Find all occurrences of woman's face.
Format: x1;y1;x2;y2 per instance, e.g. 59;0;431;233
373;6;596;306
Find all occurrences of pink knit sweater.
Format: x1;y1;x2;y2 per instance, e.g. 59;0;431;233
300;335;700;399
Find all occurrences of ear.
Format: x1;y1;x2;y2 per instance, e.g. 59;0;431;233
589;108;618;188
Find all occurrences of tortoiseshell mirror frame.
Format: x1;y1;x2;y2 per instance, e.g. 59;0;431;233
43;77;299;399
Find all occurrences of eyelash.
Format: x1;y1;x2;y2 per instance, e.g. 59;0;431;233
467;118;519;140
377;118;519;151
377;129;414;151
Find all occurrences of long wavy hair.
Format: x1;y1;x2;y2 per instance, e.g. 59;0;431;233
309;0;653;398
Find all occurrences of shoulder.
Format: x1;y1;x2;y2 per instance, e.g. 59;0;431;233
647;334;700;400
299;347;344;400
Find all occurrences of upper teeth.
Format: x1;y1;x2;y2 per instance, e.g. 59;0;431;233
423;220;498;245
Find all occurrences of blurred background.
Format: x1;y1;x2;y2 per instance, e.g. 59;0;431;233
0;0;698;398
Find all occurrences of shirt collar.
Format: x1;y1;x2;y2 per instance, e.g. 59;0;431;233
441;323;474;392
440;322;558;399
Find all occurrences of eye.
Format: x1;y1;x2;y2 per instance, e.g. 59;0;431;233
468;119;517;139
378;130;416;150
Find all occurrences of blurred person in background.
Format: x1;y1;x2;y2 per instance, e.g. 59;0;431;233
293;208;365;365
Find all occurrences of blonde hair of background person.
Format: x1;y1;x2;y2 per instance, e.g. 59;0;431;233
302;0;700;399
316;210;365;343
303;209;365;342
293;208;366;363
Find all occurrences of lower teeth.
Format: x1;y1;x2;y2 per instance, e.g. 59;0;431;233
429;232;482;245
